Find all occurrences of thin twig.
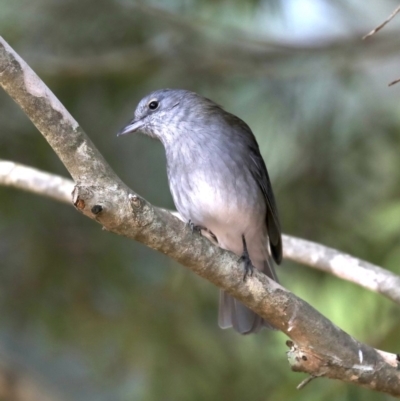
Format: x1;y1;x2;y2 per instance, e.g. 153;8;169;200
363;5;400;39
297;375;320;390
389;78;400;87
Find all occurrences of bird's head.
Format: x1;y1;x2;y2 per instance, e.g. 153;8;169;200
117;89;221;144
117;89;186;141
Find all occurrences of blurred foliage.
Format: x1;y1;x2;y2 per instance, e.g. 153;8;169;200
1;0;400;400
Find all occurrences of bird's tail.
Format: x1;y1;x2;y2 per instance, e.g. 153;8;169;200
218;258;278;334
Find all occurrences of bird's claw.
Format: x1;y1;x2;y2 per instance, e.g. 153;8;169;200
188;220;218;244
239;235;255;281
239;254;255;281
188;219;202;234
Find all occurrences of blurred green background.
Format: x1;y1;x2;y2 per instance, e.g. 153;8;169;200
1;0;400;400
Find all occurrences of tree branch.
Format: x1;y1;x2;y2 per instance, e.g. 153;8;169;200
0;160;73;204
1;37;399;396
283;236;400;305
23;2;400;79
2;160;400;307
29;32;400;79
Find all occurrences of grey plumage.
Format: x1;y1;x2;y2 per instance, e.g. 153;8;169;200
119;89;282;334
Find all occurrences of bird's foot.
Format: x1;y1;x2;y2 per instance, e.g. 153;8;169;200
239;234;255;281
188;220;218;243
188;219;203;234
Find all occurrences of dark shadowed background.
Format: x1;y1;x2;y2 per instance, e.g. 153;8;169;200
1;0;400;400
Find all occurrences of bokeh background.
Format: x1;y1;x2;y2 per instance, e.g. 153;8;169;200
1;0;400;400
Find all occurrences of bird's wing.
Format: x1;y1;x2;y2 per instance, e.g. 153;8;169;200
217;108;283;264
248;147;282;264
229;115;282;264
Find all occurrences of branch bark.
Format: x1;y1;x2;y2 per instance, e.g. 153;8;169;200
2;160;400;306
0;160;73;204
1;37;400;396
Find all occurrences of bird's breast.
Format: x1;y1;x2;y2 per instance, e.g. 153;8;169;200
167;152;265;237
169;167;230;223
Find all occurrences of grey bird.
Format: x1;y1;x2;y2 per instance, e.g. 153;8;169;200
118;89;282;334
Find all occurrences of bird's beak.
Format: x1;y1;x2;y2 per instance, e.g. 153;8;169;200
117;119;145;136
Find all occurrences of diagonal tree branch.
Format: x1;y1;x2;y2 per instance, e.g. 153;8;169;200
1;160;400;306
1;37;399;396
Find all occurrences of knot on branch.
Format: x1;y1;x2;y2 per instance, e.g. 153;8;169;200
286;340;312;372
128;193;153;228
91;204;103;215
72;185;110;220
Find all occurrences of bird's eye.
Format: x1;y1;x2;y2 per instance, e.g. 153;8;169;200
148;100;159;110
